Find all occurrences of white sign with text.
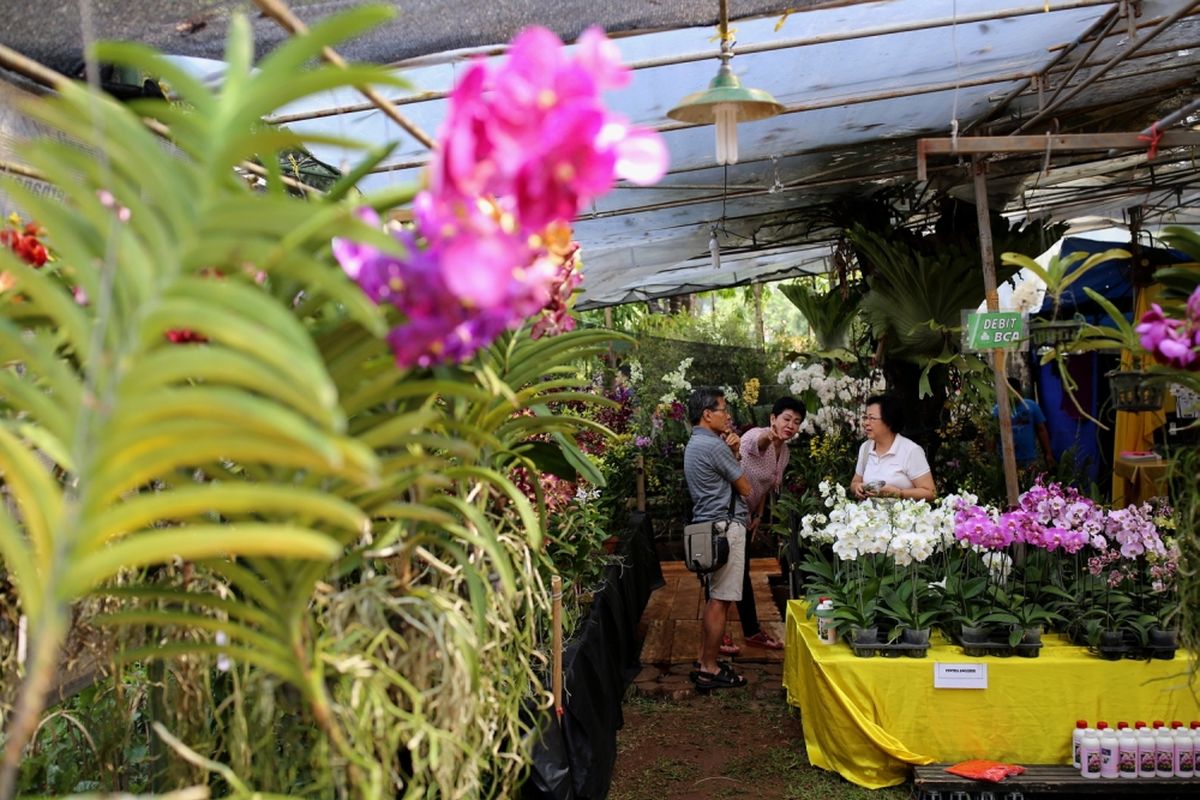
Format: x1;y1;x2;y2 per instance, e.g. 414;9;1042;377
934;662;988;689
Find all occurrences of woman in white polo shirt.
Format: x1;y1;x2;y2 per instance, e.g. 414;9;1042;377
850;394;937;502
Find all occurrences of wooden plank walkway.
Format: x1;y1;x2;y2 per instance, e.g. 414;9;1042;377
637;558;786;666
914;763;1196;795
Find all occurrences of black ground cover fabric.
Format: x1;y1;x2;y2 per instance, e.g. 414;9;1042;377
522;511;664;799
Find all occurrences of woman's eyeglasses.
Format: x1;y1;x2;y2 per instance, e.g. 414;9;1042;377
861;415;882;422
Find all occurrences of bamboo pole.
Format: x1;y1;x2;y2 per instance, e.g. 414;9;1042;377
252;0;435;149
551;575;563;717
972;156;1021;510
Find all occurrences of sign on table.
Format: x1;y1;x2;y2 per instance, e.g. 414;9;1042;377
934;662;988;689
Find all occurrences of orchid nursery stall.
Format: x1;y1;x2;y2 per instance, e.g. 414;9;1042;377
779;229;1200;789
0;10;666;799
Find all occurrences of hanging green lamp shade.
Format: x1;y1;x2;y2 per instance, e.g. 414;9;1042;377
667;61;784;165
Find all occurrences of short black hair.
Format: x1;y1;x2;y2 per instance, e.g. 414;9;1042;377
865;393;904;432
1006;375;1023;395
688;387;725;425
772;396;806;419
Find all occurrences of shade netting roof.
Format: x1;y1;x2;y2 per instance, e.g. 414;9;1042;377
2;1;1198;307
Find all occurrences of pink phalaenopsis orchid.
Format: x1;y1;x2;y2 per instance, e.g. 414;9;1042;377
1136;300;1199;371
334;26;667;368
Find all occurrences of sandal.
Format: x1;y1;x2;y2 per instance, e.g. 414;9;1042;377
690;665;747;691
718;633;741;656
692;659;732;671
744;632;784;650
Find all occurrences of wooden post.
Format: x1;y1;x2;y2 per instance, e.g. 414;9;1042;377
972;155;1021;509
551;575;563;717
635;454;646;513
603;305;615;366
753;282;765;349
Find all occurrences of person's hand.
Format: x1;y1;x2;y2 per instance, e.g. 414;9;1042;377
723;430;741;453
851;481;866;499
748;516;761;538
877;484;901;499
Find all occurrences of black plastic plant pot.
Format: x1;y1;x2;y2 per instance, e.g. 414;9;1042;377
959;624;989;644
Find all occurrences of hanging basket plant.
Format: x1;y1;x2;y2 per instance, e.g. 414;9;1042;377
1107;369;1166;412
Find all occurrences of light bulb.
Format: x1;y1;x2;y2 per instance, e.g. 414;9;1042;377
709;229;721;270
714;102;739;165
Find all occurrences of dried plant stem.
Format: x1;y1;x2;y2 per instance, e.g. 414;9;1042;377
0;608;65;800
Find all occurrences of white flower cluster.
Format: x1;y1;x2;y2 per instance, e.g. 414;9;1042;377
627;358;644;387
658;356;694;405
1008;279;1045;314
574;485;602;503
799;482;968;567
720;384;740;404
776;362;883;436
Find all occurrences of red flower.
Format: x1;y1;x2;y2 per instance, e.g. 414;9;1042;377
1;222;49;268
165;329;209;344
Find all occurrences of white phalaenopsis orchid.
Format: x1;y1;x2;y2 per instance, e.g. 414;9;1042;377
776;362;884;436
801;482;966;566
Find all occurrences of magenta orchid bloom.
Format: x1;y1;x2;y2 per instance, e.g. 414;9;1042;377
335;26;667;368
1136;301;1199;370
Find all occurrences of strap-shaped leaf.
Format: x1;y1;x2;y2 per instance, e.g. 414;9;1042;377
97;609;295;666
94;586;281;632
113;641;304;687
84;431;372;510
0;502;39;622
102;386;345;462
60;525;341;599
81;484;367;550
116;347;341;428
0;426;61;575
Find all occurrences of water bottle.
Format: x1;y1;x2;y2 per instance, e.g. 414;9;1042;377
815;597;837;644
1080;728;1102;778
1117;722;1137;778
1136;721;1156;777
1098;722;1119;778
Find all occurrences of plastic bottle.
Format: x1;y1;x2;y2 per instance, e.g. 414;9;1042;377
1098;722;1119;778
1072;720;1089;769
1080;728;1102;779
1117;722;1138;778
1136;721;1157;778
1174;723;1195;778
1154;721;1175;777
815;597;837;644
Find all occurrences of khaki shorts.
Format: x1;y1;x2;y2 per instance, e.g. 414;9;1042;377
708;521;746;602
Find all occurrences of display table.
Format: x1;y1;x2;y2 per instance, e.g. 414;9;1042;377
1113;455;1169;506
783;600;1200;789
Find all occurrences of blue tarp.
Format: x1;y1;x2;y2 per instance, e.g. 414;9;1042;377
1034;236;1133;318
1029;237;1134;485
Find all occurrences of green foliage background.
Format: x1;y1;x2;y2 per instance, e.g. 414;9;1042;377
0;9;623;799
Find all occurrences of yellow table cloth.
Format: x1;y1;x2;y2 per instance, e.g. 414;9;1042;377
783;600;1200;789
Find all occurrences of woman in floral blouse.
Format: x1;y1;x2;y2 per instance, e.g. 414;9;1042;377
722;396;805;653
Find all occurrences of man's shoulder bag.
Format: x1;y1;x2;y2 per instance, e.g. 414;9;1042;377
683;486;737;574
